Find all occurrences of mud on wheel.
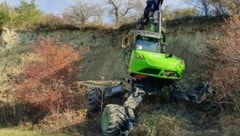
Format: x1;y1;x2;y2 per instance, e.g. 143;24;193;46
101;104;129;136
88;88;103;111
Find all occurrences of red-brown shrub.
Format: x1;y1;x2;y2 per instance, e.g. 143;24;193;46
206;15;240;103
17;38;87;113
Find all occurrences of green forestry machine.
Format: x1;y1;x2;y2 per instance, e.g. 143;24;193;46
88;0;211;135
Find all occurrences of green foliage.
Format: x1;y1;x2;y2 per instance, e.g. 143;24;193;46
0;0;43;28
0;2;11;26
12;0;43;28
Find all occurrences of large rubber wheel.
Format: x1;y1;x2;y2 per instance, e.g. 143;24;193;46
101;104;128;136
88;88;102;111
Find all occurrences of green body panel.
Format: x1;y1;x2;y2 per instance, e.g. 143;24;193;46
102;111;109;130
128;50;185;80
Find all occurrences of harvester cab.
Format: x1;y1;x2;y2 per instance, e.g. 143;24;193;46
123;30;185;81
122;0;185;81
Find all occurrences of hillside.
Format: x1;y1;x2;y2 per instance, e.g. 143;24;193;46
0;16;239;136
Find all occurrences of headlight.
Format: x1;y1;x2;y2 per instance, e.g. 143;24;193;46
136;55;144;59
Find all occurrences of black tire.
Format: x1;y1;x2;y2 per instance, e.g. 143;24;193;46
88;88;102;111
101;104;128;136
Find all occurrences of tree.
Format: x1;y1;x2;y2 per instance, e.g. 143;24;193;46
14;0;42;27
211;0;240;15
211;1;228;15
105;0;144;24
0;2;11;26
185;0;240;16
63;1;104;25
185;0;212;16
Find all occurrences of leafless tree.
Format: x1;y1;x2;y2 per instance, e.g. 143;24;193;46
63;1;104;25
211;2;228;15
105;0;144;24
185;0;212;16
185;0;240;16
213;0;240;15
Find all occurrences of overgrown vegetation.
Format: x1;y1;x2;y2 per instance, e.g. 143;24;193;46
204;15;240;135
0;37;90;134
12;0;42;28
206;15;240;108
0;0;43;29
16;38;87;113
0;3;11;27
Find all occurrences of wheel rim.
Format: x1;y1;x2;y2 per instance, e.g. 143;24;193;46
102;111;109;131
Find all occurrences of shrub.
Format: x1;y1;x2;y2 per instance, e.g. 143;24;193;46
40;14;67;28
0;3;11;27
16;38;87;113
206;15;240;109
13;0;43;28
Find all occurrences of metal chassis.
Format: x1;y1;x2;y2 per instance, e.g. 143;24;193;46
100;77;214;131
101;76;172;131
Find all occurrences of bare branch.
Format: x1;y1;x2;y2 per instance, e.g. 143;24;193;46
105;0;144;25
63;1;104;25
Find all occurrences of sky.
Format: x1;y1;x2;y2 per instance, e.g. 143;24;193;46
0;0;187;14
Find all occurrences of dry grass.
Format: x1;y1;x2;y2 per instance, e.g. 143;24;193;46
220;116;240;136
206;15;240;107
131;108;185;136
36;109;87;132
0;129;52;136
204;15;240;135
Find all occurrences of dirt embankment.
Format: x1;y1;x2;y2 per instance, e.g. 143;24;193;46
0;17;224;94
1;16;226;81
0;17;228;135
0;28;128;81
